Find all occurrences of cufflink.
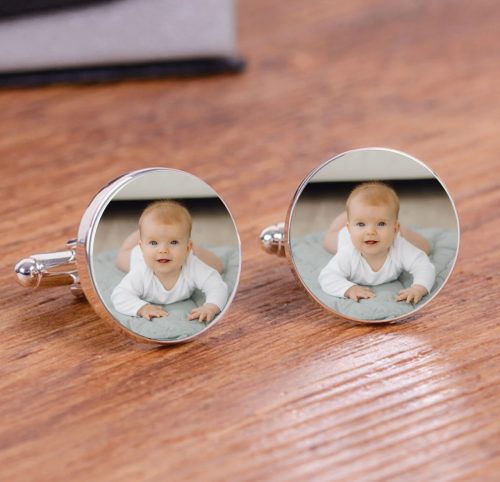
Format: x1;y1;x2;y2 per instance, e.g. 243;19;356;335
15;168;241;344
260;147;460;324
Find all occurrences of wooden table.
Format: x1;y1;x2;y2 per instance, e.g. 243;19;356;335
1;0;500;480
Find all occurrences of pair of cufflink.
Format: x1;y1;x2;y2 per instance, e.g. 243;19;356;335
14;147;460;345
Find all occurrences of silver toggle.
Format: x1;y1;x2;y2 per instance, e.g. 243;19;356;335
259;222;286;257
14;239;84;297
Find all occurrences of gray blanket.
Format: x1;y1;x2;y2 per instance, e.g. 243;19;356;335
291;227;458;321
92;245;240;341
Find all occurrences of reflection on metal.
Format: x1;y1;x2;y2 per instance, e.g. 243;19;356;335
14;240;84;298
260;222;286;257
66;238;77;249
70;281;84;298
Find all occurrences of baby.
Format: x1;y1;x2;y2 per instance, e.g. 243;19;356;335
318;182;435;304
111;200;228;323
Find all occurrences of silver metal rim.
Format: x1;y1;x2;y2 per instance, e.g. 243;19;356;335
285;147;461;324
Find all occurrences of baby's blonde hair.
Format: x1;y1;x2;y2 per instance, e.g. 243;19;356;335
139;200;192;239
346;181;400;220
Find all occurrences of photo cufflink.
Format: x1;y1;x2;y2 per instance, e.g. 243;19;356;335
15;168;241;344
260;147;460;324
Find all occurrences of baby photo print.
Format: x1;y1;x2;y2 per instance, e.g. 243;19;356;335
288;148;459;323
89;168;241;342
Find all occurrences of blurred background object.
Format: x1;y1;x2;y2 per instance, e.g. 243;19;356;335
0;0;118;18
0;0;244;87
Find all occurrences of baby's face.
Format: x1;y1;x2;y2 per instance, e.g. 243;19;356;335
346;197;400;258
139;215;192;276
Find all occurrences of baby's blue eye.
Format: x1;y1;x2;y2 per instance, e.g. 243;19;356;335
357;222;365;227
150;241;157;245
378;222;386;226
170;240;178;245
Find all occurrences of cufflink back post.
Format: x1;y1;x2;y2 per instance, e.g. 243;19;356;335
15;238;82;295
260;147;460;324
15;168;241;344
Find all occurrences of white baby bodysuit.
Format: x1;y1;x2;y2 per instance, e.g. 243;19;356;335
318;233;435;298
111;251;228;317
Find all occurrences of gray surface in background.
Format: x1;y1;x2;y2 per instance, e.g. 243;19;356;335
0;0;236;72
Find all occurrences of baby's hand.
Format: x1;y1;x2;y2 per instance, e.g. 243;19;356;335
187;303;221;323
344;285;376;302
137;304;169;321
394;284;428;304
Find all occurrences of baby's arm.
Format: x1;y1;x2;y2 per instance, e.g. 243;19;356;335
189;258;228;323
111;266;150;317
319;249;376;301
396;238;436;304
319;249;359;298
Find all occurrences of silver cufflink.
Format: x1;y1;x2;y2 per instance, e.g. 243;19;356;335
260;147;460;324
15;168;241;344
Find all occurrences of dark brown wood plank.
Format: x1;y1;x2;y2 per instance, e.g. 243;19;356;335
1;0;500;480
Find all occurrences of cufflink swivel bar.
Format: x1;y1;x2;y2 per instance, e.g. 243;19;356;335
14;238;84;297
259;222;286;257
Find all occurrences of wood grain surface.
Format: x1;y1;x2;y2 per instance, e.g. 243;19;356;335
1;0;500;480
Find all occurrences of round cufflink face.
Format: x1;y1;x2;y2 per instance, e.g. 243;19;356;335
14;168;241;344
285;147;460;323
77;168;241;343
